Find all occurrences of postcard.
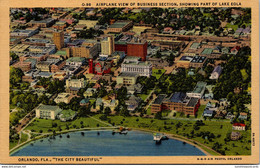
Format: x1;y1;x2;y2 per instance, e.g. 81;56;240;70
0;0;259;165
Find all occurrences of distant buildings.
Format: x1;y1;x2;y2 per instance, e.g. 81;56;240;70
10;29;39;37
105;20;133;33
28;18;55;28
88;58;113;75
177;56;207;69
66;40;99;58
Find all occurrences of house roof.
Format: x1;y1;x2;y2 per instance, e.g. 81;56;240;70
212;66;222;74
233;123;246;127
204;109;214;114
231;46;240;52
80;99;89;104
186;97;199;107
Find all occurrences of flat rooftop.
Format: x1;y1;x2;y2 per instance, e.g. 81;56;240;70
153;94;166;105
186;97;199;107
201;48;213;55
118;72;139;78
190;56;206;63
37;104;61;111
169;92;186;103
109;21;131;28
193;81;207;94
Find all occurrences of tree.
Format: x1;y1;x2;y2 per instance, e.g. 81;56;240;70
104;107;111;115
155;112;162;119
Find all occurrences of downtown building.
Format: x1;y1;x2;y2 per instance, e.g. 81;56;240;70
53;30;64;50
121;57;152;77
101;36;114;56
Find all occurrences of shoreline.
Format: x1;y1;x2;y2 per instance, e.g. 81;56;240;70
9;127;117;155
132;128;213;156
10;126;216;156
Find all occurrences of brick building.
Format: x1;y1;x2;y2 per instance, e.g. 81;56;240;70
127;37;147;61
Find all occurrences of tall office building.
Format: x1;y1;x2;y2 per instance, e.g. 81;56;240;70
53;31;64;50
101;36;114;55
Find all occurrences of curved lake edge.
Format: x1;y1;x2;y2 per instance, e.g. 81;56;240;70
132;128;212;156
10;127;213;156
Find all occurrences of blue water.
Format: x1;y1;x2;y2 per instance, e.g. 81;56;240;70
11;130;206;156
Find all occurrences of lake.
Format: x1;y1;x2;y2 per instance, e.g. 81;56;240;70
11;130;206;156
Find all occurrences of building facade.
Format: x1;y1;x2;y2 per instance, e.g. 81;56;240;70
35;104;62;120
121;58;152;77
101;36;114;55
127;37;148;61
116;72;138;85
53;31;64;50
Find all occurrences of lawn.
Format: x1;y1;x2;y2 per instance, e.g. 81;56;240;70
20;132;29;144
138;89;152;101
105;115;251;156
197;105;206;118
162;110;171;117
10;141;19;150
146;106;152;115
25;117;109;133
152;69;166;80
225;23;239;31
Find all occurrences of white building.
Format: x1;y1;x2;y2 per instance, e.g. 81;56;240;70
66;78;86;88
54;93;74;104
121;58;152;77
35;104;62;120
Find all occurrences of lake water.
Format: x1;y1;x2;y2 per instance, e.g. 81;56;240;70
11;130;206;156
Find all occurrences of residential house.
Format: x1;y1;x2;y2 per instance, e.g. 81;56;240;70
209;66;222;80
232;123;246;131
126;83;144;95
80;98;90;106
125;95;142;112
231;132;241;141
54;93;74;104
84;88;97;98
230;46;240;55
238;112;248;120
225;112;235;120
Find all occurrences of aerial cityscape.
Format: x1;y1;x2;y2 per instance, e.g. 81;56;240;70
9;7;251;156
